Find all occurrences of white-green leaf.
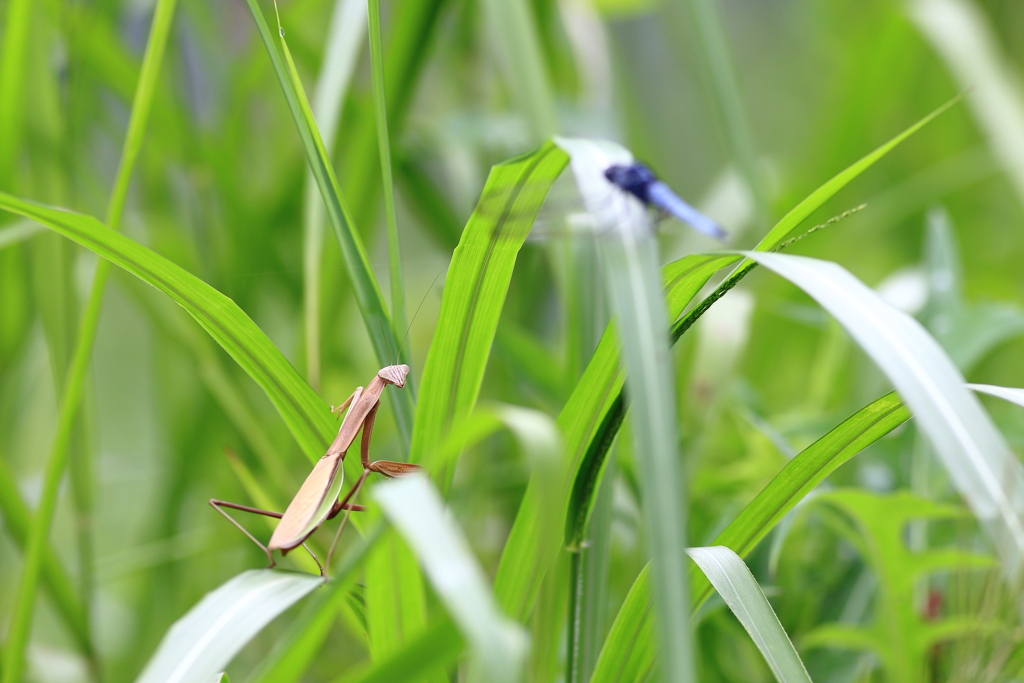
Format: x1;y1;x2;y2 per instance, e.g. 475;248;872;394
556;136;694;683
372;476;527;683
688;546;812;683
969;383;1024;409
134;570;323;683
745;251;1024;575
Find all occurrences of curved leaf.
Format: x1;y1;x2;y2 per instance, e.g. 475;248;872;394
410;141;568;470
134;570;323;683
243;0;413;448
591;393;911;683
747;251;1024;568
373;476;527;683
0;192;335;461
563;98;961;552
969;383;1024;409
688;546;812;683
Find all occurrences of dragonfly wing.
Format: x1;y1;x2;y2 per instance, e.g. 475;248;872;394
269;454;345;552
646;181;726;240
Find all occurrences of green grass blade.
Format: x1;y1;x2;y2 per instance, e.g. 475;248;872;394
749;251;1024;568
1;0;178;678
368;0;408;350
591;393;910;683
410;142;568;470
338;617;463;683
0;0;31;188
0;194;335;460
675;0;766;222
373;477;527;683
302;0;366;389
561;98;961;552
133;571;323;683
558;136;694;683
687;546;812;683
754;94;963;252
479;0;557;140
242;0;414;450
366;3;431;650
341;0;447;230
0;453;92;657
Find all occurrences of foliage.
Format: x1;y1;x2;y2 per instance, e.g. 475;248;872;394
800;490;996;683
3;1;1024;682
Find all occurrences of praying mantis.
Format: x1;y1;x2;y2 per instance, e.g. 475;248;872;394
210;364;423;575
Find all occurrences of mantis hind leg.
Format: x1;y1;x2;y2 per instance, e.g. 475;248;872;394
209;499;279;569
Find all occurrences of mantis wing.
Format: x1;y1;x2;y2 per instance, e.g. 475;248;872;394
268;453;345;552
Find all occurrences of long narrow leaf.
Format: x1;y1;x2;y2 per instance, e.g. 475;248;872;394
410;142;568;470
747;251;1024;569
303;0;367;389
591;393;911;683
0;194;336;460
0;0;31;187
133;571;323;683
1;0;179;678
557;136;694;682
373;476;527;683
0;453;91;655
242;0;414;450
368;0;408;348
688;546;812;683
969;383;1024;408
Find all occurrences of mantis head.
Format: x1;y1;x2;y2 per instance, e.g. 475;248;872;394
378;364;410;387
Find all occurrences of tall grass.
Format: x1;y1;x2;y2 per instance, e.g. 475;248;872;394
3;1;1024;683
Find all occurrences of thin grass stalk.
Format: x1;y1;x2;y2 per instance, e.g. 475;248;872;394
302;0;366;390
0;451;92;657
368;0;408;361
33;229;98;665
567;464;614;683
246;0;414;449
673;0;766;223
0;1;178;679
565;232;613;683
479;0;557;140
600;229;693;683
0;0;31;189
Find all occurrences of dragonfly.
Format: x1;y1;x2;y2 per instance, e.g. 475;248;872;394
473;159;727;244
603;162;727;240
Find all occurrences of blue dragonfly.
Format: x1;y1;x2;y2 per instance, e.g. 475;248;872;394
603;162;726;240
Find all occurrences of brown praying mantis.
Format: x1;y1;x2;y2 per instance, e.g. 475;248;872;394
210;364;423;575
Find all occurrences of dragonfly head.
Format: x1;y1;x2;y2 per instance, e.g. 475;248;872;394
379;364;410;388
604;163;656;203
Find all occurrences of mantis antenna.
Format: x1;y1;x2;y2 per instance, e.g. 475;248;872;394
396;269;445;362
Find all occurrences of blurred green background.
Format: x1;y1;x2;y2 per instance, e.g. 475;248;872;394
3;0;1024;680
